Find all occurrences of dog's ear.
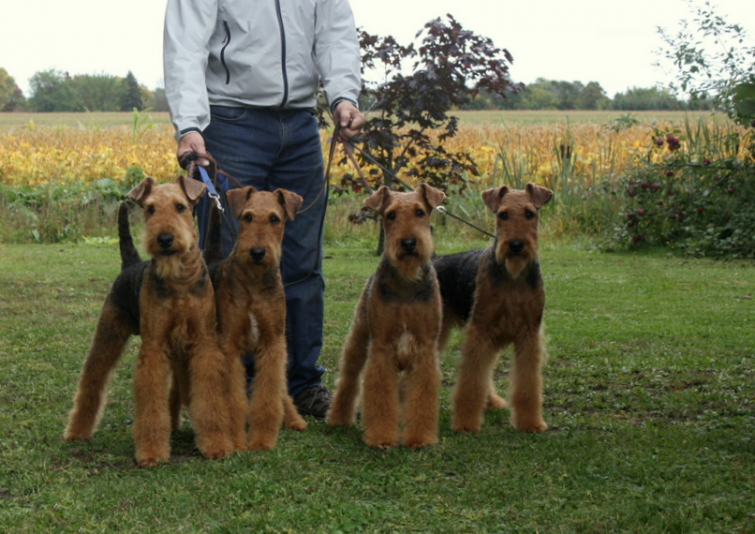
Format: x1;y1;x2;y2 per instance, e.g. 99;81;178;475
127;176;157;207
526;183;553;209
418;183;446;210
275;189;304;221
481;185;509;213
364;186;392;215
364;185;391;215
227;186;257;219
177;175;207;206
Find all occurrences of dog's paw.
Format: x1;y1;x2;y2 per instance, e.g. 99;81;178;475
63;430;91;442
230;438;248;452
364;432;399;450
513;418;548;433
486;394;507;410
285;416;308;432
452;424;482;434
136;456;167;468
325;413;354;427
248;438;277;451
200;442;233;460
402;435;438;449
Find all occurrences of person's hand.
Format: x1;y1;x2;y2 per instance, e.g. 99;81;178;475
177;131;210;167
333;100;365;143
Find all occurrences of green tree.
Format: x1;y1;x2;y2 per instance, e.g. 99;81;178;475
611;86;683;110
521;84;560;109
0;68;25;111
120;71;143;111
575;81;610;110
657;0;755;125
143;87;170;112
28;69;83;112
71;73;123;111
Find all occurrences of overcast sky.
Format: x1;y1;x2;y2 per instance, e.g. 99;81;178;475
1;0;752;99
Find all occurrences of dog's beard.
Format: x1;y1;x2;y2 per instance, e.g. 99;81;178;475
503;255;530;279
155;254;185;280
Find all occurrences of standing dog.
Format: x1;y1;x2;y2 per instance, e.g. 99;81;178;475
327;184;446;449
64;176;233;467
205;186;308;452
434;183;553;434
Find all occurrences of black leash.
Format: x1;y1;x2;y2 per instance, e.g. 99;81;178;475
344;140;495;239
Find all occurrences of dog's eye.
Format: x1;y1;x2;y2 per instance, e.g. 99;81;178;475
525;210;536;220
147;206;155;215
176;204;186;214
498;211;509;221
270;215;280;224
415;209;425;218
386;211;396;221
243;213;253;223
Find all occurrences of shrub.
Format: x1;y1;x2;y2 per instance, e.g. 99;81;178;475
607;121;755;258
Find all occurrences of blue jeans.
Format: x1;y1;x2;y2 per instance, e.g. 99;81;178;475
201;106;327;398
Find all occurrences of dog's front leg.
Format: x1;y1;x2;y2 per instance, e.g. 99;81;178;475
133;343;172;467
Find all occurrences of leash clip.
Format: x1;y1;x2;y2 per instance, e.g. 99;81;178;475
208;192;224;213
435;206;447;214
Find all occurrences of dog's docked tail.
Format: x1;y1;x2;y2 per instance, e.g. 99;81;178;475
118;202;143;271
202;202;224;267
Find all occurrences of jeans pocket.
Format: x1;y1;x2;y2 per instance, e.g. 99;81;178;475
210;105;247;122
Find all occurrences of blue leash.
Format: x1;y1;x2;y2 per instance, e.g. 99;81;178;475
195;165;234;250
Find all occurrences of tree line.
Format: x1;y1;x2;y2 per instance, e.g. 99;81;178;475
0;70;718;115
0;68;169;113
460;78;714;111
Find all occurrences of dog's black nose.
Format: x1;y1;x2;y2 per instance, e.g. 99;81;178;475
157;233;174;249
250;248;267;262
508;240;524;255
400;238;417;253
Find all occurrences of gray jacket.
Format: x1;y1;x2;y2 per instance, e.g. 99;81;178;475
163;0;361;139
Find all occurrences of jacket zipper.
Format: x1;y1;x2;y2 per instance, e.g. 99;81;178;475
274;0;289;107
220;21;232;85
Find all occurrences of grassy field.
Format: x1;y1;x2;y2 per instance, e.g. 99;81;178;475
0;109;728;131
0;235;753;533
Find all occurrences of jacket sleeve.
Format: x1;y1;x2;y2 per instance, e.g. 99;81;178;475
163;0;218;140
313;0;362;110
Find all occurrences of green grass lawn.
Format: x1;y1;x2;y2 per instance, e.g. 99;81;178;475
0;238;753;533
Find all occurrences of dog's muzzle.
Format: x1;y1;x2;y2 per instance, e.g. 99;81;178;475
508;239;524;256
157;233;176;255
250;247;267;263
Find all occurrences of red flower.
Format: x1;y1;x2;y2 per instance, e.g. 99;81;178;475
666;135;681;151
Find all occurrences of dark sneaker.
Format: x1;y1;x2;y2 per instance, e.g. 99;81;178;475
293;384;333;419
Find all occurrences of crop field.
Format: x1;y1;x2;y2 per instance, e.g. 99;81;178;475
0;110;745;192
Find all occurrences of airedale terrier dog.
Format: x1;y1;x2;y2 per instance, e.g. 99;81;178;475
64;176;233;467
203;186;308;451
327;184;446;449
433;183;553;434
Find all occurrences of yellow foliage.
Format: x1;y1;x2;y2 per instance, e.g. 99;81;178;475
0;119;749;190
0;125;178;186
